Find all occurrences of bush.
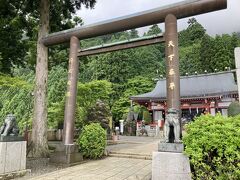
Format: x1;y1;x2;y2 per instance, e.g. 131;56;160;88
228;101;240;117
77;123;106;159
143;110;152;124
183;114;240;179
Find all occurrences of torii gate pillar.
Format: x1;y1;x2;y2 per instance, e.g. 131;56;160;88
165;14;180;110
63;36;79;145
163;14;181;143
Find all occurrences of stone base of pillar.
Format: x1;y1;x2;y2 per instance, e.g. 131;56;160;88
0;138;28;179
152;151;191;180
158;142;184;153
49;143;83;166
152;142;191;179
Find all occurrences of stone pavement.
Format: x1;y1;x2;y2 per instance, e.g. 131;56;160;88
30;157;152;180
29;136;160;180
107;136;159;160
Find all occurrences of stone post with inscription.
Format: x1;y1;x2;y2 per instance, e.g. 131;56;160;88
63;36;80;145
153;14;191;180
165;15;180;111
50;36;83;165
163;14;181;143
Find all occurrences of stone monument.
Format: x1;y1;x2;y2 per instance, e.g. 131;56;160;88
0;114;27;178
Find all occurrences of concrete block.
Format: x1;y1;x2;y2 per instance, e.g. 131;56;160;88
50;144;83;165
20;142;26;170
5;142;22;173
158;143;184;153
0;140;26;174
50;151;83;164
0;142;7;174
152;152;191;180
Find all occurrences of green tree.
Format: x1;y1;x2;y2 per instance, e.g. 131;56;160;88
112;76;154;121
129;29;139;38
179;43;202;75
200;33;239;73
0;66;67;131
147;24;162;36
86;100;111;131
213;34;238;71
29;0;96;158
0;68;34;132
0;1;27;73
179;18;206;47
199;34;215;72
47;65;67;129
76;80;113;129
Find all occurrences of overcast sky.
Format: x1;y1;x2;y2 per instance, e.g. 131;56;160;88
77;0;240;36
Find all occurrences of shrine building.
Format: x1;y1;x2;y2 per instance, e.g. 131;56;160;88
130;71;238;123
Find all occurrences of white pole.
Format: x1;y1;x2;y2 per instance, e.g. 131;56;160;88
234;48;240;102
119;120;124;135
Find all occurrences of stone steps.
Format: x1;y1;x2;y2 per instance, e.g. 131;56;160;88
108;151;152;160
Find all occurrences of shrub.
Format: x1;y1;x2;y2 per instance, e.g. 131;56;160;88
143;110;152;124
77;123;106;159
183;114;240;179
228;101;240;117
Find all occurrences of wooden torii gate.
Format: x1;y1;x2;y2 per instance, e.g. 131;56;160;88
40;0;227;146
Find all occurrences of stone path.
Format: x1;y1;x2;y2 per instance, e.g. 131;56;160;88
107;136;159;160
30;157;152;180
28;136;160;180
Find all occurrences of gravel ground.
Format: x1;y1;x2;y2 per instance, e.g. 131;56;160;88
16;158;66;180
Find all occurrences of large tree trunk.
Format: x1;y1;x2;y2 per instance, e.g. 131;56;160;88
31;0;50;157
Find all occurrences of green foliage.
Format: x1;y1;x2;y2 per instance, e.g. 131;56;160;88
183;114;240;179
129;29;139;38
147;24;162;36
133;104;142;114
47;65;68;128
47;100;65;129
0;69;34;131
0;1;27;73
142;109;152;124
199;34;238;72
76;80;113;129
77;123;106;159
179;18;206;47
228;101;240;117
0;66;68;130
179;43;202;75
0;74;32;89
79;28;165;84
86;100;111;131
112;76;154;121
0;0;97;74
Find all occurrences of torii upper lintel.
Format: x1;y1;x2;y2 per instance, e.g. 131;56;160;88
42;0;227;46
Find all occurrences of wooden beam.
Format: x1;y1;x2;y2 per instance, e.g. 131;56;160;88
78;34;164;57
42;0;227;46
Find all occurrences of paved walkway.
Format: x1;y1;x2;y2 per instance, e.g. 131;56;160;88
29;136;160;180
107;136;159;160
31;157;152;180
